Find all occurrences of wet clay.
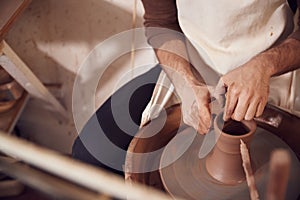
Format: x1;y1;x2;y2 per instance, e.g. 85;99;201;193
159;110;300;199
125;105;182;191
125;104;300;199
205;114;256;184
0;67;24;113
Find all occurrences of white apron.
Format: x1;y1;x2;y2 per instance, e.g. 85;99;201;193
141;0;300;126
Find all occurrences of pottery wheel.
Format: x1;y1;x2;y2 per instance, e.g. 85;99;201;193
159;127;300;200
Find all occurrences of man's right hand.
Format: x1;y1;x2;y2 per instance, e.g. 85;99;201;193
155;39;213;134
177;81;212;134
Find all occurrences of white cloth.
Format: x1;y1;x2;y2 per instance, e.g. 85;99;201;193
141;0;300;126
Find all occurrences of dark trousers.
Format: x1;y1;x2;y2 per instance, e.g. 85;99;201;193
72;66;161;176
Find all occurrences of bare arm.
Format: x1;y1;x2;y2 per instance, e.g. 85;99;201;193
262;38;300;77
141;0;201;86
141;0;212;133
221;0;300;121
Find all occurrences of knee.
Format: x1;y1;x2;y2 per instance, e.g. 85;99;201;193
71;136;124;176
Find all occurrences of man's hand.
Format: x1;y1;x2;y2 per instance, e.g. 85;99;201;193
155;39;214;134
218;38;300;122
218;56;273;121
177;81;212;134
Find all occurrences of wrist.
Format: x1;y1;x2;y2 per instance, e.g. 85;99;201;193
253;52;277;77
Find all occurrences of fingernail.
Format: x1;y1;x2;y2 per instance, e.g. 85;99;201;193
233;114;242;121
205;128;210;134
223;114;228;121
245;115;251;121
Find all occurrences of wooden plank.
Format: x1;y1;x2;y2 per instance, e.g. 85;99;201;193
0;0;31;41
0;132;177;200
0;157;110;200
0;40;68;118
0;92;29;133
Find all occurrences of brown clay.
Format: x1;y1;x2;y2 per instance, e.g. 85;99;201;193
0;80;24;101
159;111;300;199
126;104;300;199
0;79;23;113
125;105;182;191
205;114;257;184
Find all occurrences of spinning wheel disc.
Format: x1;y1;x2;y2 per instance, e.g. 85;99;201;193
160;127;300;200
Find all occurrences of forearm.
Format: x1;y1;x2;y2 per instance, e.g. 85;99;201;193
155;39;205;94
262;0;300;77
245;0;300;77
141;0;201;89
258;37;300;77
156;39;213;133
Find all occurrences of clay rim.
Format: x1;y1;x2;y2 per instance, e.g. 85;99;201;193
0;100;16;113
214;112;257;140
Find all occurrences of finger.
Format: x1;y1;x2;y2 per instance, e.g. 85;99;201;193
224;85;238;121
256;99;267;117
198;117;211;134
232;96;249;121
245;99;260;120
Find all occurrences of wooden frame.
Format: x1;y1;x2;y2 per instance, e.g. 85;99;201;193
0;40;67;118
0;131;175;200
0;0;67;123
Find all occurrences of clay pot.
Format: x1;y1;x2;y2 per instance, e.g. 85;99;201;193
0;100;16;113
206;113;257;185
0;80;23;101
0;67;12;85
0;79;23;113
125;105;182;190
127;104;300;199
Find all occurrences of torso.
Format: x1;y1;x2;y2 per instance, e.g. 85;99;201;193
176;0;294;74
142;0;300;124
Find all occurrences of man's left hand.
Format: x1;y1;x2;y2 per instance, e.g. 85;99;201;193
217;56;273;121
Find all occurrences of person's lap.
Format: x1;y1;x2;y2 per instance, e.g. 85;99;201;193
72;65;161;175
